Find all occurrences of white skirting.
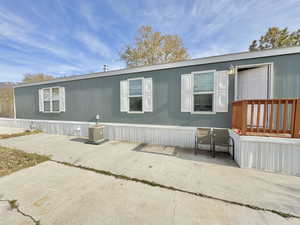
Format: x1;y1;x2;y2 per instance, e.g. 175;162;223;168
1;118;299;176
229;130;300;176
0;118;197;148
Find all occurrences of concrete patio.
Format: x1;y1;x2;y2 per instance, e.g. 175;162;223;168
2;161;299;225
0;132;300;221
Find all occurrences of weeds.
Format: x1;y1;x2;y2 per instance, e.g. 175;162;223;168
0;146;49;177
0;130;41;139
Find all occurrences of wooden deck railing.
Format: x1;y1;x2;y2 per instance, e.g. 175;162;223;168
232;98;300;138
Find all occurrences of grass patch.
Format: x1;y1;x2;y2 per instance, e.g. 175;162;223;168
0;146;49;177
0;130;41;139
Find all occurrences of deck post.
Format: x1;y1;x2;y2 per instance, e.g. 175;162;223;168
292;99;300;138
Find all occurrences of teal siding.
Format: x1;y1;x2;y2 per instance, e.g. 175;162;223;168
272;55;300;98
14;53;300;128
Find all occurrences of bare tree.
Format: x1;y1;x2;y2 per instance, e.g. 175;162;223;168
250;27;300;51
120;26;189;67
0;83;14;118
22;73;55;83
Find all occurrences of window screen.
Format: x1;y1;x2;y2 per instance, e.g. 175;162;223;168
194;72;214;92
129;97;143;112
194;94;213;112
129;79;143;112
129;79;142;96
193;72;214;112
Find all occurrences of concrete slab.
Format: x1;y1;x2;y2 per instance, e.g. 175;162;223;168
1;133;300;218
0;126;25;135
0;201;34;225
0;161;298;225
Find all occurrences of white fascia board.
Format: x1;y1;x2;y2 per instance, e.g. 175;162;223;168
14;46;300;88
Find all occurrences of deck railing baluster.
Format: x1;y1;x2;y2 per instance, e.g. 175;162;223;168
256;101;260;133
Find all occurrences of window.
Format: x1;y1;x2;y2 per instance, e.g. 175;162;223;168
181;70;228;114
39;87;65;113
120;78;152;113
129;79;143;112
193;71;214;112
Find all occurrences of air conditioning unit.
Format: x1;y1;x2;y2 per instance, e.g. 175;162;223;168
86;125;105;145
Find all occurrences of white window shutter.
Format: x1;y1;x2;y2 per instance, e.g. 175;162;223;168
38;89;44;112
59;87;65;112
215;71;229;112
143;78;153;112
120;80;128;112
181;74;192;112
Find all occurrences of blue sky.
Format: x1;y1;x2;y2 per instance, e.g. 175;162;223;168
1;0;300;82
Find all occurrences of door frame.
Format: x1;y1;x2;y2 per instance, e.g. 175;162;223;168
234;62;274;101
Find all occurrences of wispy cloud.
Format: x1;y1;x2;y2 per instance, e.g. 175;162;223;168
75;31;112;58
79;2;99;30
0;7;35;41
1;0;300;82
191;44;237;59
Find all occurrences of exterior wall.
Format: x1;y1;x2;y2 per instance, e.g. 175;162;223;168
14;53;300;127
273;54;300;98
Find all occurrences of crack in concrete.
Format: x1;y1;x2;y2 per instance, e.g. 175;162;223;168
0;199;41;225
51;159;300;220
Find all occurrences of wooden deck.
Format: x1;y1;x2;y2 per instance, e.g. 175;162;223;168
232;98;300;138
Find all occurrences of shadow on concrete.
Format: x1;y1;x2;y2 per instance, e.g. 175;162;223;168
70;138;88;143
132;143;238;168
70;138;109;145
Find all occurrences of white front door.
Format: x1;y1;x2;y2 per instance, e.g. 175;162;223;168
236;66;269;100
236;65;270;128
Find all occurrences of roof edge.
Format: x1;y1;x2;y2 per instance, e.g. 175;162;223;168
14;46;300;88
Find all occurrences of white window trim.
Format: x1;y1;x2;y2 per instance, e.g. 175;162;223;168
41;86;63;113
191;70;216;114
127;77;144;114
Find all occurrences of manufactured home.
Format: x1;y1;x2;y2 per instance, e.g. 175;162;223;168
1;46;300;175
12;46;300;130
